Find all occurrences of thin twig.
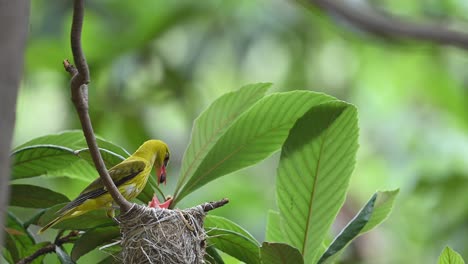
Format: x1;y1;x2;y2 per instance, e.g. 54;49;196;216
307;0;468;50
201;198;229;213
16;231;79;264
66;0;131;211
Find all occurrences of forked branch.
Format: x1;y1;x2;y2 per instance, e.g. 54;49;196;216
66;0;131;212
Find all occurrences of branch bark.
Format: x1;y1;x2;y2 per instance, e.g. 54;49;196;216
0;0;30;248
201;198;229;212
67;0;131;212
308;0;468;50
16;231;79;264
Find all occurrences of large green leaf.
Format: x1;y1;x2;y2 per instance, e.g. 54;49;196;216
318;190;398;263
276;102;359;263
438;247;465;264
14;130;130;158
71;226;120;261
11;145;79;179
206;229;260;264
11;131;129;180
174;90;336;203
260;242;304;264
36;203;115;231
13;130;85;150
9;184;70;208
265;210;285;243
174;83;271;200
205;215;259;246
205;215;260;264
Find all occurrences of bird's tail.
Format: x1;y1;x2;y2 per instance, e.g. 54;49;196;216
37;211;71;234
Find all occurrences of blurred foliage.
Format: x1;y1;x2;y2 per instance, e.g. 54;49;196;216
6;0;468;263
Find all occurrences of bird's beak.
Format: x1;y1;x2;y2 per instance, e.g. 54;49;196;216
157;164;167;185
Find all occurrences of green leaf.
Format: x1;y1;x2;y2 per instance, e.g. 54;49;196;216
276;102;359;264
13;130;85;150
11;131;129;180
174;90;336;204
205;245;225;264
205;215;259;246
206;229;260;264
11;145;79;179
318;190;400;263
361;189;399;233
4;212;35;262
97;256;120;264
260;242;304;264
23;209;47;229
76;148;126;169
71;226;120;261
14;130;130;158
174;83;271;201
438;247;465;264
265;210;285;243
9;184;70;208
55;246;75;264
205;215;260;264
36;203;115;231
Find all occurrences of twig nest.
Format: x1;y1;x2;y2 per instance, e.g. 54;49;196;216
119;204;207;264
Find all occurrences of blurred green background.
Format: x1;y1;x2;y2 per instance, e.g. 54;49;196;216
11;0;468;263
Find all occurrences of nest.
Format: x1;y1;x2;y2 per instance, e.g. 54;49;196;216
114;199;228;264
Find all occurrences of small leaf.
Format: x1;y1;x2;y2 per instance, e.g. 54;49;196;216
175;90;336;203
9;184;70;208
55;246;75;264
71;226;120;261
277;102;358;263
174;83;271;201
261;242;304;264
361;189;399;233
438;247;465;264
318;190;399;264
265;210;285;243
37;203;115;231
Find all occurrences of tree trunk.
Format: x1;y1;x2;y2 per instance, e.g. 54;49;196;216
0;0;30;247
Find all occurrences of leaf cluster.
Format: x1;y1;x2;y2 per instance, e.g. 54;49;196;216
4;84;400;263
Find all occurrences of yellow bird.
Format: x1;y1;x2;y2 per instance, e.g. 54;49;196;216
38;139;170;233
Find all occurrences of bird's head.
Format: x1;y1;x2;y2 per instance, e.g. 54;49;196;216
137;140;170;185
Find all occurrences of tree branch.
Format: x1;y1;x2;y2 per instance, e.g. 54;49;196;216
201;198;229;213
308;0;468;50
66;0;131;212
16;231;79;264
